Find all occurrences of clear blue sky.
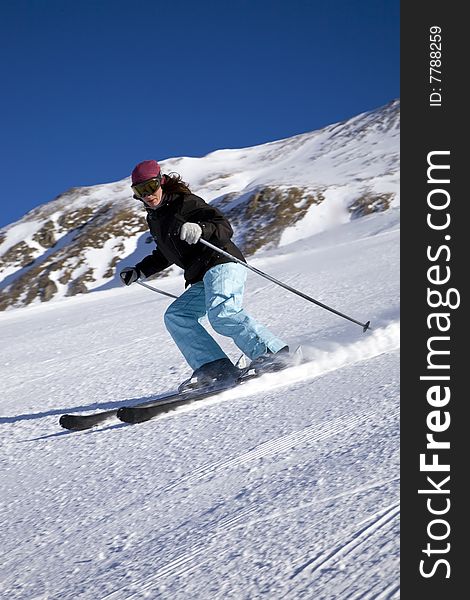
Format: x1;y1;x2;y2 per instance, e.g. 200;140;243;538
0;0;399;228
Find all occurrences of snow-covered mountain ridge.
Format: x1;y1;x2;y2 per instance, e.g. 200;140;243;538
0;99;399;310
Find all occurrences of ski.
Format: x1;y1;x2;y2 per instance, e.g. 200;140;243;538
117;346;303;425
58;390;182;431
59;408;117;431
59;347;303;430
116;370;258;424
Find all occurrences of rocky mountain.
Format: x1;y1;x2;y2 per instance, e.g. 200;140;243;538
0;99;399;311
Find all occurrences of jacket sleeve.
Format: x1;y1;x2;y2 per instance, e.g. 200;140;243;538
136;246;172;278
182;195;233;244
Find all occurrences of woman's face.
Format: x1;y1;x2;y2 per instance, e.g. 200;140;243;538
143;185;163;209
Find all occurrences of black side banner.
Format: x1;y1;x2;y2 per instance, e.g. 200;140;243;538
401;3;465;598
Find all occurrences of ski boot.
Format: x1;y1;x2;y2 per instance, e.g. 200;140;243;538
249;345;292;375
179;358;241;393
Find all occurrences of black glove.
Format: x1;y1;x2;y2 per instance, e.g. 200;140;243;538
120;266;140;286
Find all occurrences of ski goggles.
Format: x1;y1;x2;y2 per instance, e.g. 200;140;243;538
132;176;162;200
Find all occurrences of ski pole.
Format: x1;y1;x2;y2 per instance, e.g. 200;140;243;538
199;239;371;332
136;279;178;299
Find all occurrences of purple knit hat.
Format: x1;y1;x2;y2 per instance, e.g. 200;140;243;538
131;160;161;185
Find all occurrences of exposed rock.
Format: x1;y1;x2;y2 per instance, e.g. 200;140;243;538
1;261;56;309
0;241;36;270
66;270;94;296
32;220;56;249
57;207;94;231
349;193;394;218
104;242;126;279
216;186;324;254
0;206;149;310
39;276;58;302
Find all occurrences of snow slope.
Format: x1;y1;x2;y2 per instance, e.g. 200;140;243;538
0;209;399;599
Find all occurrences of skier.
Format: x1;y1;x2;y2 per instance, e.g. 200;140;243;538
120;159;289;387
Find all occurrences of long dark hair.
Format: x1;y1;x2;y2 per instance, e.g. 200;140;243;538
162;172;191;195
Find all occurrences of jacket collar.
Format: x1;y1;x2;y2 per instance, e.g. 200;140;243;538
144;192;175;214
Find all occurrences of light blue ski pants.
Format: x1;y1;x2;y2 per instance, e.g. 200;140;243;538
164;263;287;370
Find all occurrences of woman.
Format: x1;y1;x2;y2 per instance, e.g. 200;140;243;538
120;159;289;386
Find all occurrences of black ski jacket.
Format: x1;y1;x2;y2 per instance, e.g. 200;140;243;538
136;192;246;285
